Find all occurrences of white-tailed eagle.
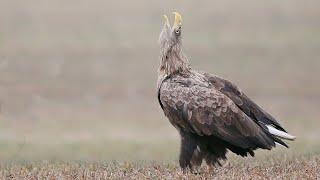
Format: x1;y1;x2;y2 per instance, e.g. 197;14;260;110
157;12;295;171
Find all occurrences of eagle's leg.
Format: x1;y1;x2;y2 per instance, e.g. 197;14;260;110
179;131;201;172
204;153;219;171
190;146;203;168
190;146;204;174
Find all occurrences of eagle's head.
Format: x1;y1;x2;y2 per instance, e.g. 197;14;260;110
158;12;189;76
159;12;183;55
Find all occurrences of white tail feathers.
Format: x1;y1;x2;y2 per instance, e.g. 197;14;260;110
275;142;285;147
266;125;296;140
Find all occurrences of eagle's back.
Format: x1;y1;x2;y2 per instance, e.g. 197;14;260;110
158;70;292;152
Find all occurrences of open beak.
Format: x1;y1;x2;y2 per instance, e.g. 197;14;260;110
163;12;182;28
172;12;182;28
163;15;170;27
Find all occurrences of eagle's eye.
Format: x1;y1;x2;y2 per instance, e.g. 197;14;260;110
175;28;181;35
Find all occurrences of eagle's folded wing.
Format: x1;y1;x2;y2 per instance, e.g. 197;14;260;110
203;73;286;132
160;79;276;150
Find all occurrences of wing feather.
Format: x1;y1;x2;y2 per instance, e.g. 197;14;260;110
203;73;286;132
159;74;276;150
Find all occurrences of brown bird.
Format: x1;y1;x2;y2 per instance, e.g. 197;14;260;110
157;12;295;171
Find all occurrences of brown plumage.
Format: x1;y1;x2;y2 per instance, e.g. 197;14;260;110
157;12;295;171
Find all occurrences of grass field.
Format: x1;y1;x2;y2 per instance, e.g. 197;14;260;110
1;154;319;179
0;0;320;178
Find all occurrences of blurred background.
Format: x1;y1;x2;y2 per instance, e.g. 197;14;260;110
0;0;319;162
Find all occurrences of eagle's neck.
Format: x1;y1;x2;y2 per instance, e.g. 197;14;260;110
158;43;190;79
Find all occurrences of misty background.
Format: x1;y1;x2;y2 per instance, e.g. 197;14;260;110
0;0;319;161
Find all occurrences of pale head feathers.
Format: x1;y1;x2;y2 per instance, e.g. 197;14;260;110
158;12;190;77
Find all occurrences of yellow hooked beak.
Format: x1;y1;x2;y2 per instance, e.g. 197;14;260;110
173;12;182;28
162;12;182;28
163;15;170;27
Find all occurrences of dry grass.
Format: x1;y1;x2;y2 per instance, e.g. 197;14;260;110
1;155;319;179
